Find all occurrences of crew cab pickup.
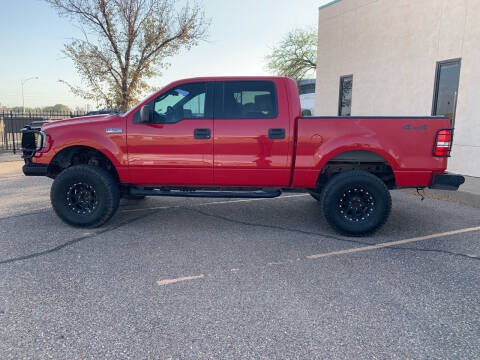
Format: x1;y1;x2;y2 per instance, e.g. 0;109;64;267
21;76;464;236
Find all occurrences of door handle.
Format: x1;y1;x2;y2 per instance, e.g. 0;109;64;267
268;128;285;139
194;128;211;139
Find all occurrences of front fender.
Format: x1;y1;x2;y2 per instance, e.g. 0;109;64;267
33;122;129;182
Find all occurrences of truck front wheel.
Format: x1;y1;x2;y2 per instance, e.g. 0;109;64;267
50;165;120;228
320;170;391;236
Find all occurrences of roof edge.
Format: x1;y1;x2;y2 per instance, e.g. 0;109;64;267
319;0;342;10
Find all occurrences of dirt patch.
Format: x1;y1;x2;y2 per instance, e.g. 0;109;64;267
0;161;23;177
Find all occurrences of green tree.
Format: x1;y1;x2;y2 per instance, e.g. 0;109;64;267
46;0;209;112
266;28;317;81
42;104;71;112
10;106;39;113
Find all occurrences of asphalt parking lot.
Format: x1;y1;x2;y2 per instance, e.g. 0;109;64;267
0;161;479;359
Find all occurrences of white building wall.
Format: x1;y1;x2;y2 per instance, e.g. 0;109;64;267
315;0;480;176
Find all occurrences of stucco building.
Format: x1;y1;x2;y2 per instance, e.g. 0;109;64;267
315;0;480;176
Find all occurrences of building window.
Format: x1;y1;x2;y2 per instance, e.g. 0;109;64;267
432;59;461;126
338;75;353;116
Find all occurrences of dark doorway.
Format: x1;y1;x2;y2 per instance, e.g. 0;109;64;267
432;59;461;126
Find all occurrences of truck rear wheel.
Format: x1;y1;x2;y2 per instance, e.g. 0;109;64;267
320;170;391;236
50;165;120;228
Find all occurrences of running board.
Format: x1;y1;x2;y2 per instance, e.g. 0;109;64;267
129;187;282;199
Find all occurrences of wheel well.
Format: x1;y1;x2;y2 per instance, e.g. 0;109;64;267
47;146;120;182
315;151;396;190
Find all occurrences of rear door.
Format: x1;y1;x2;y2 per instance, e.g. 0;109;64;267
213;80;292;186
127;82;214;185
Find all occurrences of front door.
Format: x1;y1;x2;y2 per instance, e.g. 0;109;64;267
213;80;292;186
127;82;214;185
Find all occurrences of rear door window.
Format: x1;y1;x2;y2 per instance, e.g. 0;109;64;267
222;81;277;119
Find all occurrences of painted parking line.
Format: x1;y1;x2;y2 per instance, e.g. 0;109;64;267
157;274;205;286
157;226;480;286
307;225;480;259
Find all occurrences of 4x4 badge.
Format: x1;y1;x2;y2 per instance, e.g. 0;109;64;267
403;124;427;130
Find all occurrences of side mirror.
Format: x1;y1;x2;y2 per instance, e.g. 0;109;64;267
139;105;153;123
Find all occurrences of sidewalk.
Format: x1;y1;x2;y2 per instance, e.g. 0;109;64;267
0;151;22;163
418;175;480;208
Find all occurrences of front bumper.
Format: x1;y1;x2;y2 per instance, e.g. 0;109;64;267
23;162;48;176
430;173;465;191
21;123;50;177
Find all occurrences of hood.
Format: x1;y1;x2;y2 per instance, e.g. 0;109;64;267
42;114;121;131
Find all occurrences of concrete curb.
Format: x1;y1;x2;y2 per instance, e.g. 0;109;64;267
403;188;480;208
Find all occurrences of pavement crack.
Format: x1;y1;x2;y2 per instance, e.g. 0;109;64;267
0;208;50;221
0;210;156;266
387;245;480;261
186;208;480;262
2;201;478;266
184;207;374;247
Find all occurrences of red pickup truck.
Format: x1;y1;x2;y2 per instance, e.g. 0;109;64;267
21;76;464;236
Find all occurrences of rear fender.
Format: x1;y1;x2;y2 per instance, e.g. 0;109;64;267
292;135;400;188
315;139;400;171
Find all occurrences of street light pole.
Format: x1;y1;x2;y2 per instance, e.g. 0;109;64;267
21;76;39;113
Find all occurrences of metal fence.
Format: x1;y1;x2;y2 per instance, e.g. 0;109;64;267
0;111;88;154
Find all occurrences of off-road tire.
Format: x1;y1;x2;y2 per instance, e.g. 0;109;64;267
50;164;120;228
320;170;391;236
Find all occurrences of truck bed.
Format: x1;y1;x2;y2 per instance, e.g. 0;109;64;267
292;116;451;188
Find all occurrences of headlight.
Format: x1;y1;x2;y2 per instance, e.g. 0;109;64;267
34;131;46;150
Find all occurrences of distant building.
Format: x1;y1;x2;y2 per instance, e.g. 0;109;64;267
315;0;480;177
298;79;316;116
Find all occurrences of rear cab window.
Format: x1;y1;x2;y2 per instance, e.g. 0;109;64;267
221;81;278;119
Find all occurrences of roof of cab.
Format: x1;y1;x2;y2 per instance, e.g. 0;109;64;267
168;76;292;83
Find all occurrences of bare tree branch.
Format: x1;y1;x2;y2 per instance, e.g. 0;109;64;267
45;0;209;111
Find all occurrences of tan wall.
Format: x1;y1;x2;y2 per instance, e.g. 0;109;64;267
315;0;480;176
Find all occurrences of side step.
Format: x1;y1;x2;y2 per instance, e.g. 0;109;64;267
129;187;282;199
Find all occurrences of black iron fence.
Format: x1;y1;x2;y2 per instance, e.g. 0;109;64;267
0;110;88;154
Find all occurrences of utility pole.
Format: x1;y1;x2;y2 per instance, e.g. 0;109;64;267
21;76;39;113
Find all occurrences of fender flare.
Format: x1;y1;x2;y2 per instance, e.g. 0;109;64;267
316;147;399;171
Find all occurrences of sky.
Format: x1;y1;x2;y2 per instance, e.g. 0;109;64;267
0;0;334;110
